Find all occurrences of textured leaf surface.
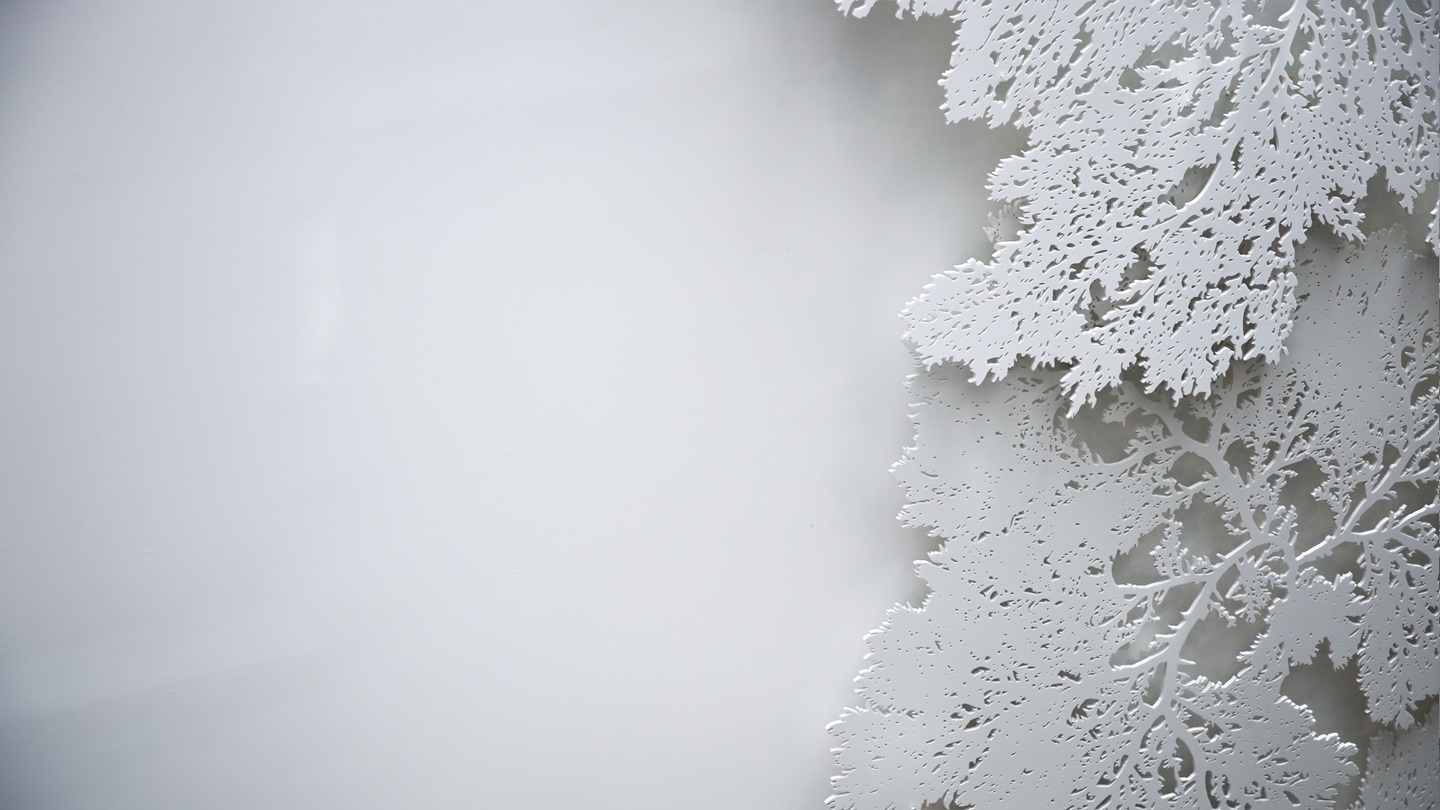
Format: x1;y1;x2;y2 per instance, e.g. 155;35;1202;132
830;231;1438;809
843;0;1439;404
1355;706;1440;810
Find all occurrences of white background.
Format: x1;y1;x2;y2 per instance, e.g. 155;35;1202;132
0;2;1017;807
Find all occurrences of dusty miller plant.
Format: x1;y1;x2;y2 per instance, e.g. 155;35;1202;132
841;0;1439;405
829;230;1439;809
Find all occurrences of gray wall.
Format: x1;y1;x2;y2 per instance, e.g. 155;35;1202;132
0;2;1019;808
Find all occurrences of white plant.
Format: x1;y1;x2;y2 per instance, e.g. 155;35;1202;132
1356;707;1439;810
829;230;1439;809
842;0;1439;405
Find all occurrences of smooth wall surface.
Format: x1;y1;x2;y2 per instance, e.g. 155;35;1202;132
0;3;1018;807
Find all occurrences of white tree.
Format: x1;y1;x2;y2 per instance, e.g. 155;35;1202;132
830;230;1438;809
841;0;1439;405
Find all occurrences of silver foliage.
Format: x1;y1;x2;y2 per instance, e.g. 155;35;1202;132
829;230;1439;809
842;0;1439;405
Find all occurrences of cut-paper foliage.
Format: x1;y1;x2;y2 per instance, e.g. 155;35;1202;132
843;0;1439;404
830;230;1438;809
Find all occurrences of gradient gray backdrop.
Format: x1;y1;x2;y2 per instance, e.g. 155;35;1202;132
0;2;1017;807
